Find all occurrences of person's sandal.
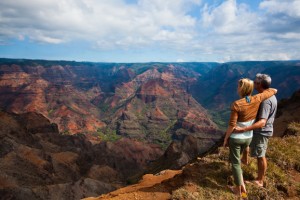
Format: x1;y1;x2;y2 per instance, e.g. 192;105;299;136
241;192;248;199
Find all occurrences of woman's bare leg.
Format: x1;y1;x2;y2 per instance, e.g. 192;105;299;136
241;146;250;165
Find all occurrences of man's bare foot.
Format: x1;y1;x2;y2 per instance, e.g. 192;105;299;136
253;180;263;187
245;180;263;187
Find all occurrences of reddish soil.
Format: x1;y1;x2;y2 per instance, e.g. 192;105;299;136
84;170;182;200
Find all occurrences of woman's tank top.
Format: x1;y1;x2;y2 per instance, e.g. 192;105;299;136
230;119;255;139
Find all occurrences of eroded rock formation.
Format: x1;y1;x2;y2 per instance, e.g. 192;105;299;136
0;111;163;199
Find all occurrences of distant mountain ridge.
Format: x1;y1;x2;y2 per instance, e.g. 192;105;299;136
1;59;299;135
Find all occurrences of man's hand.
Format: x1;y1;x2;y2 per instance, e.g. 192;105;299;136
233;126;246;133
233;119;267;134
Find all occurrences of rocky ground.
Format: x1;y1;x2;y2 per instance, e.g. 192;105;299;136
84;127;300;200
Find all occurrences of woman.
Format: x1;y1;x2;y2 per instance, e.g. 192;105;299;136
223;78;277;197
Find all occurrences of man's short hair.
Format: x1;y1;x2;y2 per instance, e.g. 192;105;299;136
255;73;271;89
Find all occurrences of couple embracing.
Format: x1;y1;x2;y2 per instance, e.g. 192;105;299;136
223;73;277;198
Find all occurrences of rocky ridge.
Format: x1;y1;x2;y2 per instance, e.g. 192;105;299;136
0;111;163;199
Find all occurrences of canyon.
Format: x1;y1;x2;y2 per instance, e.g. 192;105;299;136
0;58;299;199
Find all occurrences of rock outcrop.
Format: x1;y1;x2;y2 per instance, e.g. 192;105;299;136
274;89;300;136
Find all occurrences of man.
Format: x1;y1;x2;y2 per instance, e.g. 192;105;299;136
234;73;277;187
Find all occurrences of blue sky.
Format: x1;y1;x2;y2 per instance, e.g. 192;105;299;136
0;0;300;63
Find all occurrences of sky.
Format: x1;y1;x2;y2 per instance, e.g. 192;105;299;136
0;0;300;63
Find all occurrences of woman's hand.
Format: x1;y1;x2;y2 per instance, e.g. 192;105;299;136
224;126;234;147
223;137;229;147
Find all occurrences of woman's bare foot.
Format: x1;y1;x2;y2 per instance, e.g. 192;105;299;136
241;183;247;193
228;185;241;196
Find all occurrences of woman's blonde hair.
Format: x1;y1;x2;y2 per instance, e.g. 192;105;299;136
238;78;253;97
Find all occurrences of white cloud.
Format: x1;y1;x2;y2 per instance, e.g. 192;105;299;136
0;0;199;47
138;0;199;27
201;0;258;34
191;0;300;62
0;0;300;62
277;33;300;40
33;34;64;44
258;0;300;35
260;0;300;18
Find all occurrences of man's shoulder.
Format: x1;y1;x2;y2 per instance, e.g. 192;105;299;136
262;94;277;104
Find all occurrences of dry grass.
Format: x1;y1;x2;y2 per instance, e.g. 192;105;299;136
285;121;300;136
171;123;300;199
268;136;300;172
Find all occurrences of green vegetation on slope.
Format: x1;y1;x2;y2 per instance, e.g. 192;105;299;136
97;128;121;142
209;110;231;131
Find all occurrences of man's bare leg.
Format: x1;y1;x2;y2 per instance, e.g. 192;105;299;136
256;157;267;187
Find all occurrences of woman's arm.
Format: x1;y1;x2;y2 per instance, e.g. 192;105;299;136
223;125;235;147
255;88;277;102
224;103;238;147
228;102;238;127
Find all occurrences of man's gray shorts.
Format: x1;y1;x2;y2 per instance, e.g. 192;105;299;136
250;134;269;158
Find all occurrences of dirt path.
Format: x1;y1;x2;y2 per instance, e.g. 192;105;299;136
83;170;182;200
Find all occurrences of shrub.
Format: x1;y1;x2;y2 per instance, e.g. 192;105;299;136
97;128;121;142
